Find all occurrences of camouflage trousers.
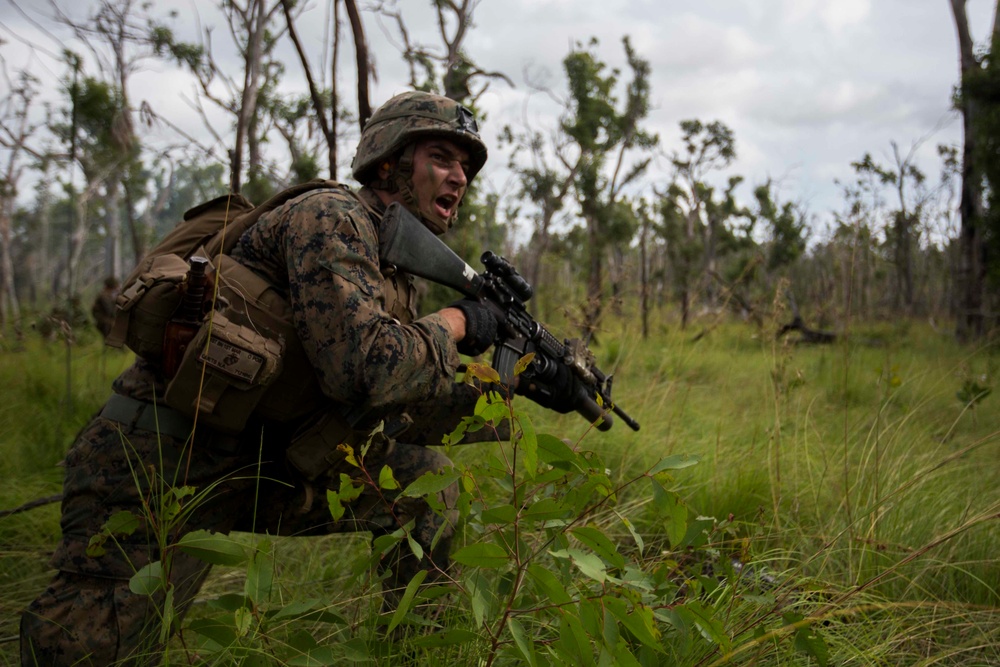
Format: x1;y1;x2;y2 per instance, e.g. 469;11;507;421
20;412;457;666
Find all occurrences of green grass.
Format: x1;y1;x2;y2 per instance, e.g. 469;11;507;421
1;315;998;665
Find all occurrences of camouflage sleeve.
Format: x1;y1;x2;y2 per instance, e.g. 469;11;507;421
280;190;461;409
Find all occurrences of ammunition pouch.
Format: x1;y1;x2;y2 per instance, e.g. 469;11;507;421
162;251;333;433
164;309;283;433
107;254;192;361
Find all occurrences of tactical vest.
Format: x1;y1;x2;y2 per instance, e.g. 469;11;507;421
107;181;417;439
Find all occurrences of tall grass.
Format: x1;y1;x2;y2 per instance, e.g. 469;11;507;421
0;331;132;657
1;314;998;665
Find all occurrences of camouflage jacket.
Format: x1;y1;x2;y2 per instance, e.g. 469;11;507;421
229;185;465;410
113;185;482;445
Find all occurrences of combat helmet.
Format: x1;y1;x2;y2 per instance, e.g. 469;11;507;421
351;91;488;184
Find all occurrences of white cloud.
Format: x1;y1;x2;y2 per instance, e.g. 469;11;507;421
822;0;872;32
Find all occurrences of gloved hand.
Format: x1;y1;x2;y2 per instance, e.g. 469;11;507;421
449;299;498;357
515;360;581;414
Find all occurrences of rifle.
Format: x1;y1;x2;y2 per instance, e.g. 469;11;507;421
379;203;640;433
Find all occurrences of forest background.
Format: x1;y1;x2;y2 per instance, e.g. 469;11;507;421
0;0;999;665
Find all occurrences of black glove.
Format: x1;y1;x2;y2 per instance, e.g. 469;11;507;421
450;299;498;357
515;360;581;414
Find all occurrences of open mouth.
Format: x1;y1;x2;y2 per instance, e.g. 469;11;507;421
434;194;459;219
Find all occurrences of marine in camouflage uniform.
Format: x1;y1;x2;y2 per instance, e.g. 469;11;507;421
21;91;501;666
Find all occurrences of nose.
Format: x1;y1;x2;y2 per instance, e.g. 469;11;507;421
447;160;468;188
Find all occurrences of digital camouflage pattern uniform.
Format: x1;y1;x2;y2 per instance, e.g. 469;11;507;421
20;185;484;666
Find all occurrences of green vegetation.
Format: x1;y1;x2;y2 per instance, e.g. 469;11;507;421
1;314;998;665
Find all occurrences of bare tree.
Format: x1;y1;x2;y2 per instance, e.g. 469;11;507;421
279;0;375;179
0;68;44;333
46;0;162;278
375;0;512;104
949;0;992;341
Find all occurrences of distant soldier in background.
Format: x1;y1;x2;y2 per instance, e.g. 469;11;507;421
90;276;119;339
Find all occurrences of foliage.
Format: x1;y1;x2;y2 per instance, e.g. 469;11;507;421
3;317;1000;664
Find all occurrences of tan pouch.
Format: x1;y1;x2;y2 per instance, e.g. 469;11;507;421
107;254;192;360
164;309;284;433
215;255;325;422
285;410;358;482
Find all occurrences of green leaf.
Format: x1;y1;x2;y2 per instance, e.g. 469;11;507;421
129;560;165;596
465;570;491;628
552;548;607;583
683;600;730;649
650;479;688;548
518;413;538;476
160;585;176;643
557;610;591;662
187;617;238;649
508;617;538;666
177;530;248;566
86;533;108;557
605;598;662;652
326;489;346;521
648;454;700;475
378;464;400;490
341;638;369;661
402;470;462;498
522;497;570;522
537;433;582;470
794;623;830;667
288;647;337;666
479;403;511;425
571;526;626;569
407;533;424;562
327;474;364;521
339;473;364;501
245;541;274;605
267;599;347;625
453;542;509;568
618;514;645;556
527;563;573;605
481;504;517;524
388;569;428;633
234;606;253;637
104;510;141;536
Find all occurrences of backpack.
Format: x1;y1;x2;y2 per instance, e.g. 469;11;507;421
107;180;351;433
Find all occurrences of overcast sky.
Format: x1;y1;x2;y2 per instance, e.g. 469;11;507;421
0;0;996;240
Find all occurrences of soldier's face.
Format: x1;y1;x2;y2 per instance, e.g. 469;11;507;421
409;138;470;232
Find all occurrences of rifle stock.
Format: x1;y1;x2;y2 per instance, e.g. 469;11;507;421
379;203;482;297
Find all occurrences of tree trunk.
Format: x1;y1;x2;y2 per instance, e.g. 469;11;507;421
343;0;371;129
640;212;649;339
104;179;122;281
123;179;146;265
0;203;19;334
583;215;604;339
231;0;268;193
950;0;988;341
